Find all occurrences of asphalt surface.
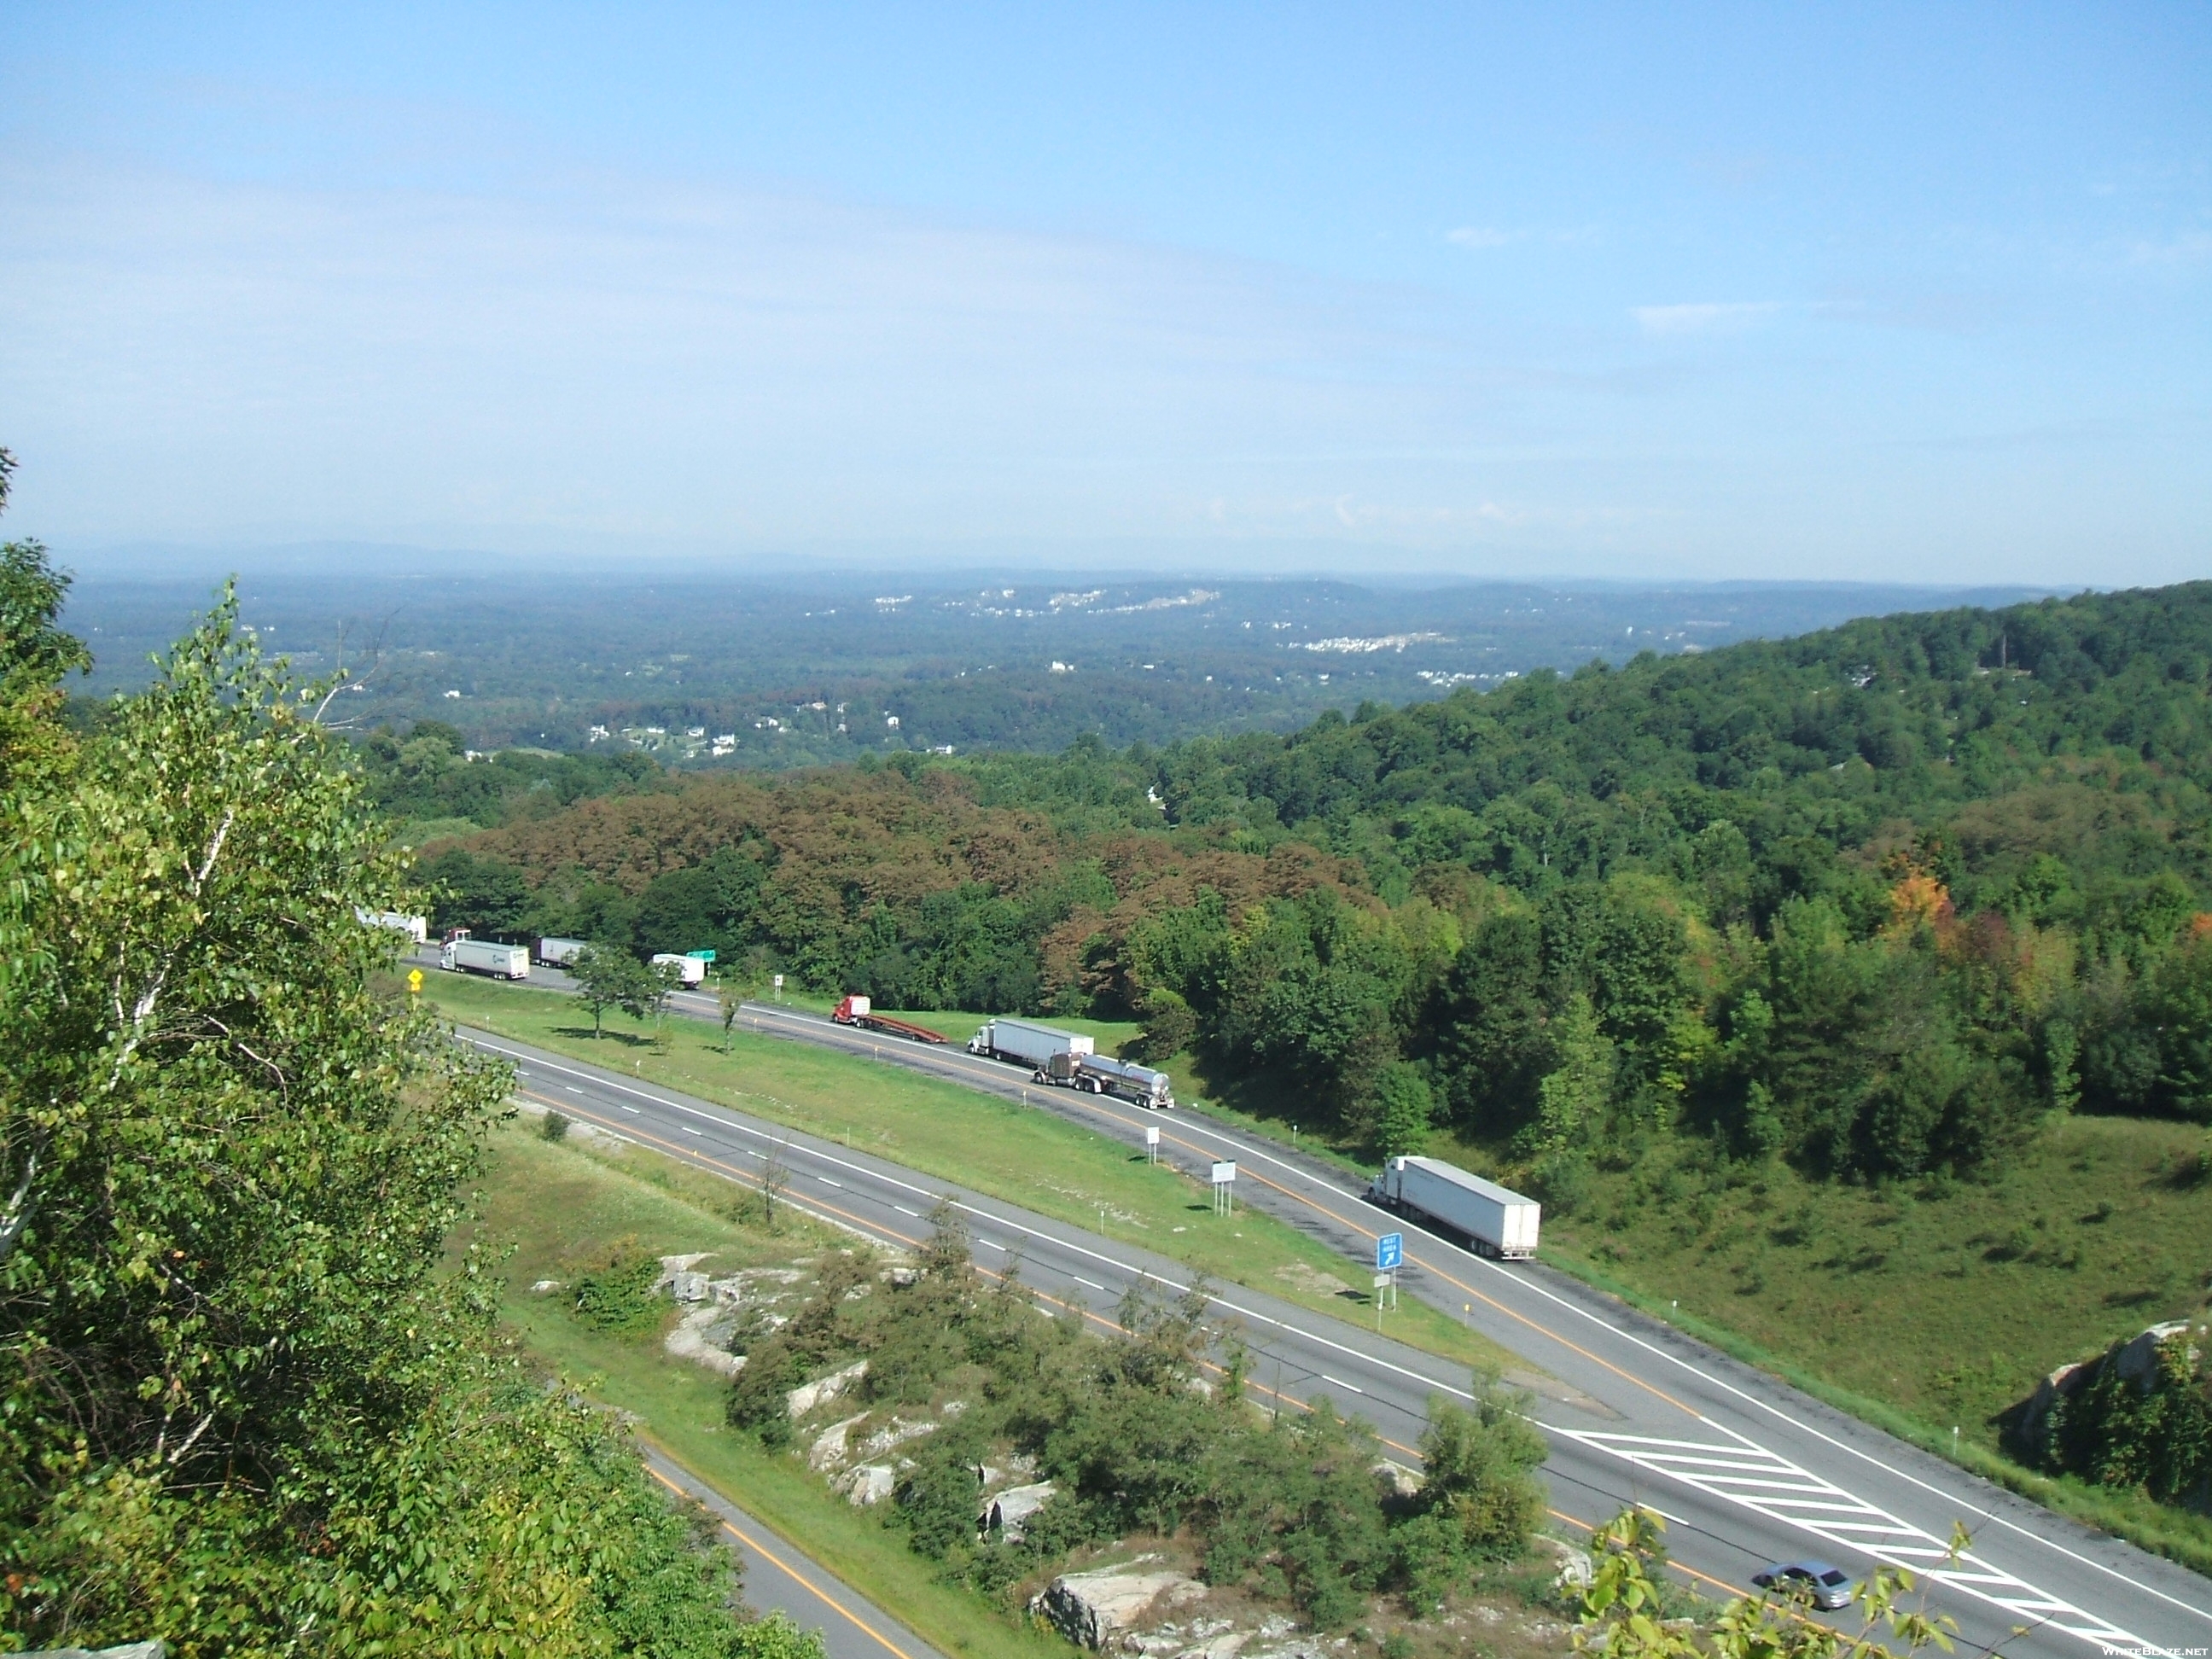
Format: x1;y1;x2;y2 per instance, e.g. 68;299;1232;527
431;953;2211;1658
643;1446;949;1659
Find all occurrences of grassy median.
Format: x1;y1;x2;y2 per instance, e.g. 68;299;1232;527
468;1121;1064;1659
422;970;1523;1387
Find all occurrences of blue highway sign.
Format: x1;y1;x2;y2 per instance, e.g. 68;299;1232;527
1377;1232;1404;1271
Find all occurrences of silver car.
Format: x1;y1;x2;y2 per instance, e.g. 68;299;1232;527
1751;1560;1857;1611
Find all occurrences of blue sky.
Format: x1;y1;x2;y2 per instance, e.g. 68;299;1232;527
2;3;2207;581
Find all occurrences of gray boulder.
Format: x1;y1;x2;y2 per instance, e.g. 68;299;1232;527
1031;1558;1207;1649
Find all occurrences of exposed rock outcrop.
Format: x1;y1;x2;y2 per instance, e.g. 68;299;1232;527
1031;1557;1208;1650
787;1359;869;1418
980;1479;1057;1541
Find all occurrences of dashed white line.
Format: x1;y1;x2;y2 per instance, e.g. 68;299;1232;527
977;1239;1004;1251
1319;1375;1364;1395
893;1204;919;1217
680;1125;702;1136
1071;1276;1104;1291
818;1177;842;1189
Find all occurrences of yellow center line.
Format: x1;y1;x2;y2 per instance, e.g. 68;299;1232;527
1141;1122;1698;1417
1550;1510;1838;1632
645;1464;924;1659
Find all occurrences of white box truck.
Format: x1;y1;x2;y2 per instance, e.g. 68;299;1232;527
537;936;588;968
1371;1156;1540;1259
649;952;709;987
441;937;530;980
968;1017;1094;1069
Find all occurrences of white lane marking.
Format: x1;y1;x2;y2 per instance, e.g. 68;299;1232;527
459;1029;1474;1408
1071;1276;1104;1291
509;1022;2185;1645
620;1105;641;1115
978;1239;1004;1252
818;1177;842;1188
894;1205;920;1217
1319;1375;1365;1395
1027;1078;2209;1636
565;1086;585;1095
681;1126;702;1136
1563;1429;2147;1650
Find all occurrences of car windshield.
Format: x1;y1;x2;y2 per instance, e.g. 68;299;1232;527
1819;1569;1849;1586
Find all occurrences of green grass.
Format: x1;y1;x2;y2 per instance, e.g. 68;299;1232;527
850;1037;2212;1579
469;1125;1068;1659
423;972;1519;1383
1517;1120;2212;1576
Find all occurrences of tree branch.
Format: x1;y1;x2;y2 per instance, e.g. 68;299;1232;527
0;1140;40;1268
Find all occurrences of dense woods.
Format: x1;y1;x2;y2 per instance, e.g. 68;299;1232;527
0;457;813;1656
430;583;2212;1196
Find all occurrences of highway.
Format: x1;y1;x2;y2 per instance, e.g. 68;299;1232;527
433;958;2209;1656
643;1447;948;1659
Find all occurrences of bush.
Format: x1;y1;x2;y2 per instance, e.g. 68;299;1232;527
1412;1376;1548;1559
570;1243;665;1333
2044;1327;2212;1505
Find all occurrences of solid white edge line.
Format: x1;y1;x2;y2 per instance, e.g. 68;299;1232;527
477;1026;2182;1643
463;1029;1475;1406
1026;1057;2212;1631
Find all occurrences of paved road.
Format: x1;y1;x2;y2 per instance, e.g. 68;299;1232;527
425;953;2210;1655
643;1445;949;1659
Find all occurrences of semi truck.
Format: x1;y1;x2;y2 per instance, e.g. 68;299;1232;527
1039;1050;1174;1109
831;995;948;1045
649;952;709;987
1371;1155;1540;1259
968;1017;1094;1070
440;935;530;980
536;936;588;968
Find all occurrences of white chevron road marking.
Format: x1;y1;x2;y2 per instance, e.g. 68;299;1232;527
1561;1429;2145;1651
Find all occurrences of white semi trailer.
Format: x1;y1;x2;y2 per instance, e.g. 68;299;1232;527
441;937;530;980
649;952;709;987
1371;1155;1540;1259
968;1017;1093;1069
537;936;589;968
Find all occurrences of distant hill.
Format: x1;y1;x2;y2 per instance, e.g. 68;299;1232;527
62;570;2049;765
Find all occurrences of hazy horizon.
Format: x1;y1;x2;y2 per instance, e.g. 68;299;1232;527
4;5;2207;588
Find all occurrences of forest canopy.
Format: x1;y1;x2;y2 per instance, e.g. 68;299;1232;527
427;582;2212;1188
0;452;814;1656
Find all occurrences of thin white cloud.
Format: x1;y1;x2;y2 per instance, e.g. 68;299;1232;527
1632;301;1784;336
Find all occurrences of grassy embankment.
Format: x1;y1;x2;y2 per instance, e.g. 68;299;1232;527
1144;1079;2212;1576
466;1121;1062;1659
424;972;1520;1383
1516;1120;2212;1573
473;1121;1583;1659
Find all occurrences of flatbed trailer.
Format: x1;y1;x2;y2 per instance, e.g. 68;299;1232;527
831;995;948;1045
